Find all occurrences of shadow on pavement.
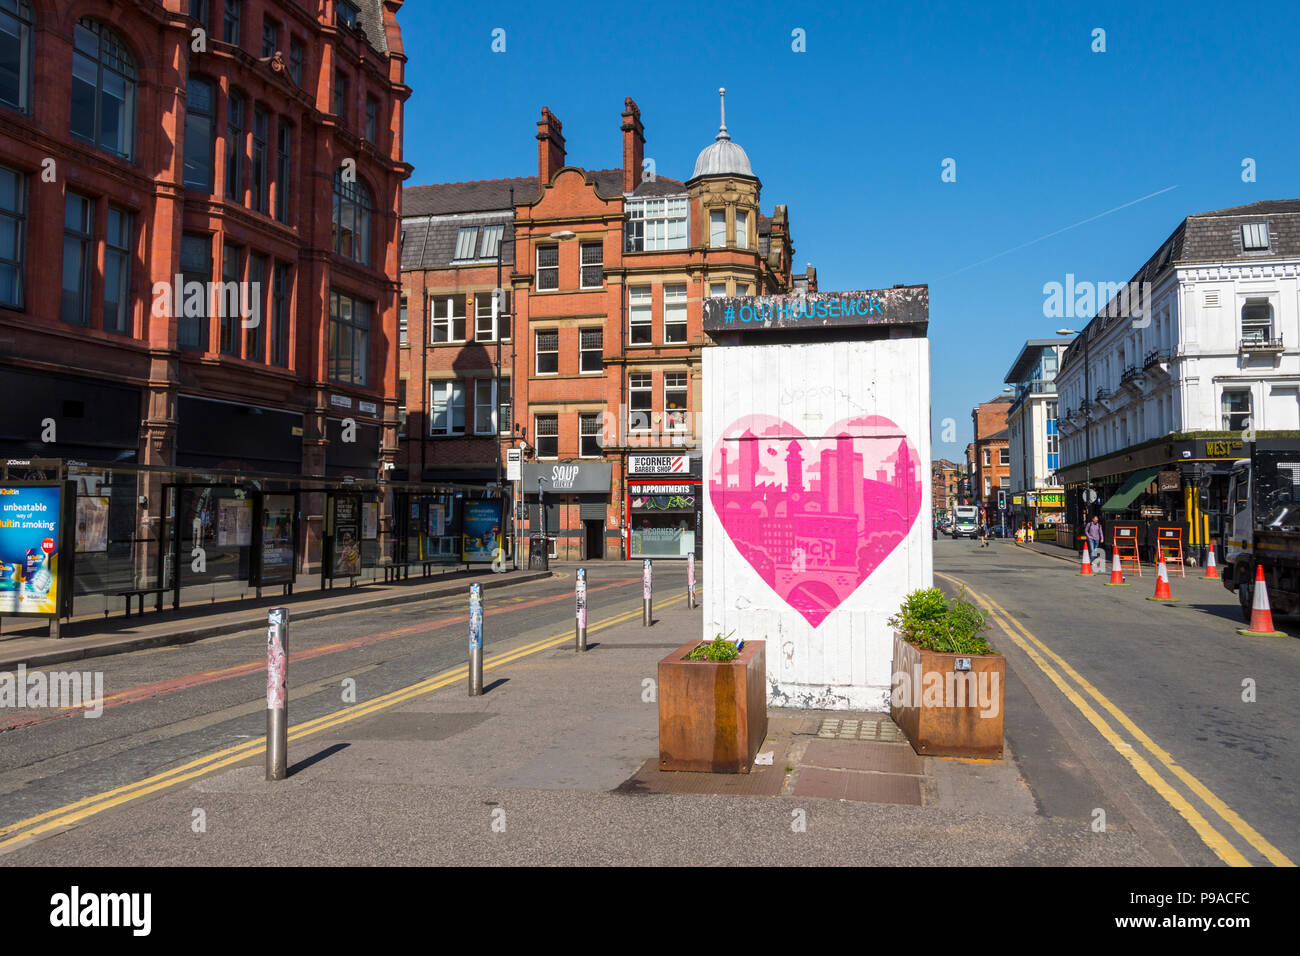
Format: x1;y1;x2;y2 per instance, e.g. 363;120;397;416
289;742;351;776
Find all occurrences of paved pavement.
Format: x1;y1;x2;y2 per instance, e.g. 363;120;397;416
0;543;1291;866
0;554;1150;866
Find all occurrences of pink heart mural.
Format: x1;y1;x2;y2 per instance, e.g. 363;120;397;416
709;414;923;628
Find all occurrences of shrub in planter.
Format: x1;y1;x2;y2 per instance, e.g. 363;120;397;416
658;636;766;773
888;587;1005;759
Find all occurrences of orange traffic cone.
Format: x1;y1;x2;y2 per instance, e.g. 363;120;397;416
1204;549;1220;581
1147;557;1175;601
1105;561;1129;586
1238;565;1287;637
1079;545;1093;576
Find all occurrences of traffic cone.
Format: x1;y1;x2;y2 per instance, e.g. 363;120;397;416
1147;557;1175;601
1204;549;1220;581
1105;562;1129;586
1238;565;1287;637
1079;545;1093;576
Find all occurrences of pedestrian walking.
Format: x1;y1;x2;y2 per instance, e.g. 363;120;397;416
979;522;989;548
1085;515;1104;565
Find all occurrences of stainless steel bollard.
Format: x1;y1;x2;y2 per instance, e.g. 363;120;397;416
266;608;289;781
468;583;483;696
642;558;653;626
575;567;587;652
687;552;697;609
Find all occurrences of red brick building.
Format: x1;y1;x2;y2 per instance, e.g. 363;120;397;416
401;93;814;560
0;0;409;597
971;396;1012;521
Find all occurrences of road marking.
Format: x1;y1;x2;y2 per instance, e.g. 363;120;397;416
6;576;642;729
939;571;1293;867
0;593;684;852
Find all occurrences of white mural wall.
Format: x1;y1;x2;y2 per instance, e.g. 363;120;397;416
703;338;933;711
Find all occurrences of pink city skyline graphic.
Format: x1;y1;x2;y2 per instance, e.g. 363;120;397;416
710;414;923;627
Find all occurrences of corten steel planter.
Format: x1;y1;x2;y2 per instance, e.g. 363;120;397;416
890;632;1004;759
658;640;767;773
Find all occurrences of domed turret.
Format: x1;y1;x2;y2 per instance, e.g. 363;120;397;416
690;88;754;180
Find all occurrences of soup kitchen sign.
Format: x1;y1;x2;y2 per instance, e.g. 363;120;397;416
521;462;612;494
702;286;930;334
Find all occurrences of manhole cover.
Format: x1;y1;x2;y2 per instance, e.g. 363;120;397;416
816;718;905;743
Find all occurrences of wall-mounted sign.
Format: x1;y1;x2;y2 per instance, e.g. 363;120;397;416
1204;439;1244;458
330;394;353;408
522;462;612;494
628;454;691;475
702;286;929;334
358;401;377;415
1156;470;1182;493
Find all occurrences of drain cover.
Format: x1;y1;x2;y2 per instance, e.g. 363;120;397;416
816;718;905;743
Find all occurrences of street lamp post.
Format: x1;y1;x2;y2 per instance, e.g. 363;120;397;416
1058;328;1092;529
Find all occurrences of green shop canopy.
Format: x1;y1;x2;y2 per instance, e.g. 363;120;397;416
1100;467;1164;514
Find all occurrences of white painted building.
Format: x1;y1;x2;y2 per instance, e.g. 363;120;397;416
1003;339;1068;524
1054;200;1300;552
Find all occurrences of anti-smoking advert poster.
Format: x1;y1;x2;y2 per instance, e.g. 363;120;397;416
0;484;65;617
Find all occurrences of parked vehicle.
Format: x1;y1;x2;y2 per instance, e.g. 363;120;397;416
1208;446;1300;621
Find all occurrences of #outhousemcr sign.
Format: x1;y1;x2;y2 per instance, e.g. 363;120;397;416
702;286;930;334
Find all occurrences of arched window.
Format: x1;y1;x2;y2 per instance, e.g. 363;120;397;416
182;76;216;190
332;170;372;266
70;18;136;160
0;0;33;113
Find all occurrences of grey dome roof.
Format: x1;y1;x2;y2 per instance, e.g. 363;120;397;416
690;88;754;179
692;135;753;179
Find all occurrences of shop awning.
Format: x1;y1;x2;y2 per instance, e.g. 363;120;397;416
1100;467;1164;514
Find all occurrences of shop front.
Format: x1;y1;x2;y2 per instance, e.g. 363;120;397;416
522;462;612;562
1059;435;1284;563
625;453;702;560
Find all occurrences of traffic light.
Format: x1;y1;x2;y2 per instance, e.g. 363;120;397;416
997;489;1006;510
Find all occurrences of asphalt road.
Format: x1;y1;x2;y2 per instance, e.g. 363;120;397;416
0;563;671;833
936;538;1299;866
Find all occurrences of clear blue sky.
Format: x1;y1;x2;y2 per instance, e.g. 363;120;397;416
397;0;1300;461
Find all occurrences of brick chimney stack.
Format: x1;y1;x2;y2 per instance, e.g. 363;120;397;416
537;107;566;183
621;97;645;193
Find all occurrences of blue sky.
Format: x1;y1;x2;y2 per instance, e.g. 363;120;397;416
397;0;1300;460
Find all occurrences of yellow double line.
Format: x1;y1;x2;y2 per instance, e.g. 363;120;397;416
0;595;682;853
939;572;1293;867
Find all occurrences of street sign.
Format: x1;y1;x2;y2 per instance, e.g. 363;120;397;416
506;448;522;481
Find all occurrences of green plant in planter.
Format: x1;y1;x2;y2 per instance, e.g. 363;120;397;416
685;633;740;662
887;587;998;656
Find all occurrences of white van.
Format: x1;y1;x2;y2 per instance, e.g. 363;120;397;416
952;506;979;539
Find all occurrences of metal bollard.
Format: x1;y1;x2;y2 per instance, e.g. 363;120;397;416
468;583;483;696
266;608;289;781
575;567;587;652
687;552;697;609
642;558;653;626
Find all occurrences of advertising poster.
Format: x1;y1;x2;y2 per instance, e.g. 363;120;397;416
0;484;63;617
429;503;445;537
461;501;500;563
218;499;253;546
75;495;109;553
332;497;361;578
259;494;295;585
362;502;378;540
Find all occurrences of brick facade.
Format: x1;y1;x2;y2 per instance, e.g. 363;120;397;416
0;0;409;580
